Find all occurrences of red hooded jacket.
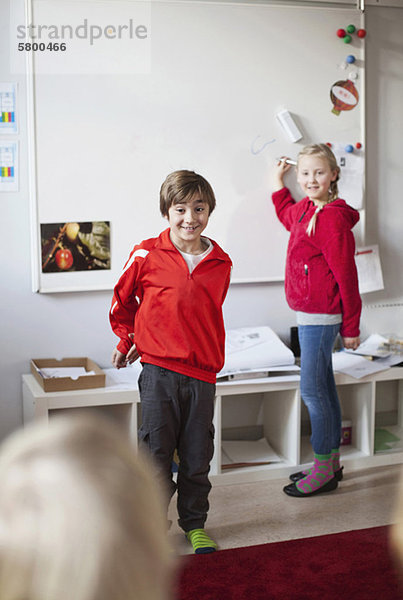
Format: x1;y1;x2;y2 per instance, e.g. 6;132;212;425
110;228;232;383
272;187;361;338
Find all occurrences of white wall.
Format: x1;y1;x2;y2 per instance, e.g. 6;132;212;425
0;0;402;442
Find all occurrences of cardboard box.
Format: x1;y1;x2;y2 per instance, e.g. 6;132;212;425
30;357;105;392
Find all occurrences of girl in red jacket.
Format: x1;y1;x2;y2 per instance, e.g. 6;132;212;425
272;144;361;497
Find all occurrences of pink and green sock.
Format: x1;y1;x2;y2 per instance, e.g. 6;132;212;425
301;448;341;477
331;448;341;472
296;453;334;494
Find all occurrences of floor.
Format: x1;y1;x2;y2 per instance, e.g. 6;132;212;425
168;463;402;554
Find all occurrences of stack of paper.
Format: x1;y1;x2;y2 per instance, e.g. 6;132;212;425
344;334;392;358
221;438;282;469
39;367;95;379
104;362;142;390
218;326;295;379
333;333;403;379
374;427;402;453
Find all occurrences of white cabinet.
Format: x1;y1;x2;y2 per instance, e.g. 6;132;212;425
22;374;140;445
22;367;403;485
211;367;403;485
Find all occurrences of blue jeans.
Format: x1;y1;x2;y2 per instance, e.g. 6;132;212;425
298;324;341;455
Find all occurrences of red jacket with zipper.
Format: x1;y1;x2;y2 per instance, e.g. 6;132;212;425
272;187;361;338
110;228;232;383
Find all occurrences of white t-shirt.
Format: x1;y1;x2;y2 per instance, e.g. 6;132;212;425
179;238;213;273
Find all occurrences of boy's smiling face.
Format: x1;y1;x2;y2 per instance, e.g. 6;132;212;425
166;194;210;253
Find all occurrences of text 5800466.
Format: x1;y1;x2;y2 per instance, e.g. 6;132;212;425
18;42;67;51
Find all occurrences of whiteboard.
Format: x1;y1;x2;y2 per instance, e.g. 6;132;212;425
26;0;364;291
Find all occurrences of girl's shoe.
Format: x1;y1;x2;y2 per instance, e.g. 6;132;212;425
285;453;335;496
284;476;338;497
289;465;344;483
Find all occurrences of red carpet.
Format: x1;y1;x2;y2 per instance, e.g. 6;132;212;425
177;526;402;600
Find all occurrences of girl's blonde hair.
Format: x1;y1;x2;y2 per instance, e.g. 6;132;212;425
297;143;340;236
0;414;173;600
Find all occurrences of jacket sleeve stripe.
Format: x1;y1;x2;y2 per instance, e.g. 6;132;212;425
110;248;149;354
121;248;149;275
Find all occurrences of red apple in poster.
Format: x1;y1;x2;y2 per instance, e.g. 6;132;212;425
55;248;73;270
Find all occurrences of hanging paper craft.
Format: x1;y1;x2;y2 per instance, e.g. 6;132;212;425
330;79;359;115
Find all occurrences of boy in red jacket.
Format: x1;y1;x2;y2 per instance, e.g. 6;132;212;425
110;170;232;553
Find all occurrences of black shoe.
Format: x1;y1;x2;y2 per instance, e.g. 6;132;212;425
283;477;338;497
289;466;344;483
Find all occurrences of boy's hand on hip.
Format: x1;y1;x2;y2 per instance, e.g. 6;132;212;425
126;343;140;364
111;348;128;369
342;336;360;350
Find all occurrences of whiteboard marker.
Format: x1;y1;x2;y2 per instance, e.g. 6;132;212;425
276;157;297;165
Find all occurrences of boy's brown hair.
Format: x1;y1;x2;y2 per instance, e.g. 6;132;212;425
160;170;216;217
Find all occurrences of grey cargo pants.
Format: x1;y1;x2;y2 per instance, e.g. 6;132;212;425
138;363;215;532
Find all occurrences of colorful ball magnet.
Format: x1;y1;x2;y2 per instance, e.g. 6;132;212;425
357;29;367;38
343;35;352;44
345;144;354;153
337;28;346;38
355;142;362;149
346;55;356;63
346;24;356;34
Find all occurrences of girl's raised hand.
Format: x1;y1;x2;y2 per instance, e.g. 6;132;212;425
271;157;293;191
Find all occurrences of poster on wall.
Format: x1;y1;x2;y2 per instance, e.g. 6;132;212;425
41;221;111;273
0;141;18;191
0;83;17;134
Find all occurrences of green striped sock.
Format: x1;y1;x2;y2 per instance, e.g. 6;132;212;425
186;529;217;554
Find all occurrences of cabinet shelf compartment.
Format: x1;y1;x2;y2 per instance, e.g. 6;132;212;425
214;386;300;477
374;378;403;455
299;381;373;465
48;404;134;439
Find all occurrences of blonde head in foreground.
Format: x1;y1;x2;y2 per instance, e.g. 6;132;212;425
0;414;173;600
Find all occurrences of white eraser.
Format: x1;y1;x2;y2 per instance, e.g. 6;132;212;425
276;110;303;143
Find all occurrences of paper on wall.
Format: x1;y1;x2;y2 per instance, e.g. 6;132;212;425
332;144;364;210
0;82;17;134
354;245;384;294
